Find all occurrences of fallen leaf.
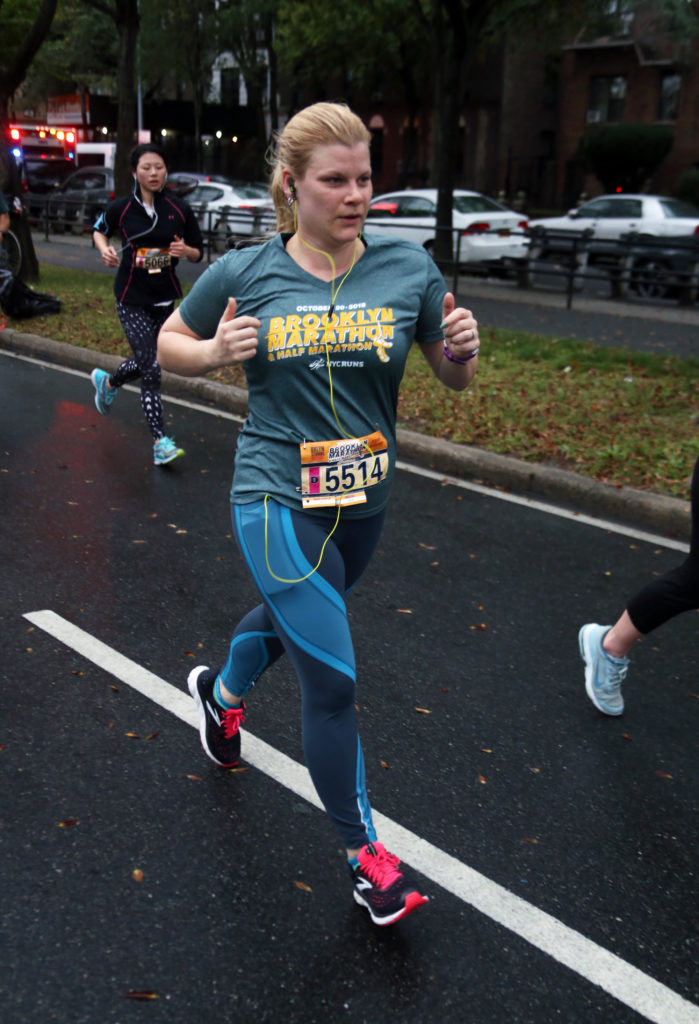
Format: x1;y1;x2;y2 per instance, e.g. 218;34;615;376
622;733;632;740
397;608;413;614
415;707;431;714
523;837;539;844
58;819;79;828
125;732;140;739
132;539;147;545
126;991;159;1001
229;766;248;773
187;774;203;781
469;624;487;631
294;880;312;892
380;760;390;769
477;774;487;784
440;687;449;693
656;771;673;779
480;747;492;754
132;869;144;883
418;542;436;550
146;732;159;741
110;684;119;692
71;670;83;676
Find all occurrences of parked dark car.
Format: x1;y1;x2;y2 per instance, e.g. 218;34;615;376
46;166;115;234
625;233;699;300
20;158;76;224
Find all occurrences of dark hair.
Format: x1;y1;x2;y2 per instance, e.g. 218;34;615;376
130;142;167;171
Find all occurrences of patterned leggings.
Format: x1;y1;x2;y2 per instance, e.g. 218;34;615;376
110;302;173;440
222;498;386;849
627;454;699;633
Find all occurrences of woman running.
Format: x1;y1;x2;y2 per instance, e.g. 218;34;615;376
157;103;480;925
91;142;202;465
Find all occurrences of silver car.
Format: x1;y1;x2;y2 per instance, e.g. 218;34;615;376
363;188;529;265
186;181;275;252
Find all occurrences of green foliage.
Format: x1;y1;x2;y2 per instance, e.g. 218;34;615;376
276;0;428;97
579;123;674;193
673;168;699;209
27;0;117;103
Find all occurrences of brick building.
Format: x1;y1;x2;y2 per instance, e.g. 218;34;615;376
555;3;699;207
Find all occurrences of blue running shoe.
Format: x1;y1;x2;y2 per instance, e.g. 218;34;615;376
153;435;184;465
91;368;116;414
578;623;628;716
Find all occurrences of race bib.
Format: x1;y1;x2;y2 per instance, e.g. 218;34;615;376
136;247;172;273
299;431;389;509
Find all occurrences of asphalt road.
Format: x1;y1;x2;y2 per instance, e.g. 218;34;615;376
28;230;699;358
1;351;697;1024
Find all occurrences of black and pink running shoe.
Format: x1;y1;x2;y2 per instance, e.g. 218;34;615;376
351;841;429;926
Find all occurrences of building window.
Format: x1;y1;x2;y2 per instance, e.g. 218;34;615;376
658;72;681;121
587;75;626;123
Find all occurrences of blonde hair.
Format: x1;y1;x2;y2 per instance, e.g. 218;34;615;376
269;102;371;232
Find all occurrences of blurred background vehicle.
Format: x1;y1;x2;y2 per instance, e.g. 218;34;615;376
625;234;699;300
166;171;247;197
46;166;115;234
363;188;529;269
529;194;699;252
185;180;274;251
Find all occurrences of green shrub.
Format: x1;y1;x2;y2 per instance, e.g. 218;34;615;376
579;123;674;193
673;168;699;208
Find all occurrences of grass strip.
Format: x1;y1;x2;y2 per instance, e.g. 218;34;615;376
6;263;697;498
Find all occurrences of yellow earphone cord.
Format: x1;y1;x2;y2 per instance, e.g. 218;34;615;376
264;212;372;584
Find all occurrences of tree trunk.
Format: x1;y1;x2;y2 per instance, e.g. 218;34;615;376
113;0;140;195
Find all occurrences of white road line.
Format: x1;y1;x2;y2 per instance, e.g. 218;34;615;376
395;459;690;553
3;349;688;553
24;608;699;1024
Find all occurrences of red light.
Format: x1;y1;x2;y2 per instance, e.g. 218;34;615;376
615;186;622;193
66;132;75;143
56;130;65;141
518;220;528;230
694;225;699;235
10;128;20;141
463;221;490;234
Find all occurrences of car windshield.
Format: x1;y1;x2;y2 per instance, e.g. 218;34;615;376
188;185;225;203
230;182;269;199
453;195;507;214
659;198;699;219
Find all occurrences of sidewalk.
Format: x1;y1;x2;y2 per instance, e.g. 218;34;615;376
2;326;690;541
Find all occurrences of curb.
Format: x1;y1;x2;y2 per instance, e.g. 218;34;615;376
2;327;690;541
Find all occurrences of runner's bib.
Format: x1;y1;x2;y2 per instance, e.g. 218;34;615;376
299;431;389;509
136;247;172;273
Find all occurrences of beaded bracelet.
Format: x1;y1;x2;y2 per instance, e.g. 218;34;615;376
443;339;480;364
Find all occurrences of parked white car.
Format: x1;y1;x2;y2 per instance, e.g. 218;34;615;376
529;194;699;251
363;188;529;266
186;181;275;252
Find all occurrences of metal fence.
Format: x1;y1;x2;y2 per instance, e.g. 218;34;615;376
24;195;699;310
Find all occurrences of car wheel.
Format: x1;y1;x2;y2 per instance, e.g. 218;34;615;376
631;258;672;300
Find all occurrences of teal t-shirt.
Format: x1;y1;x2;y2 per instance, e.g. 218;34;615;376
178;232;445;516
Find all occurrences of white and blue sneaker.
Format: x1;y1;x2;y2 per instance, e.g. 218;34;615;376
578;623;628;716
153;435;184;465
90;368;116;414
